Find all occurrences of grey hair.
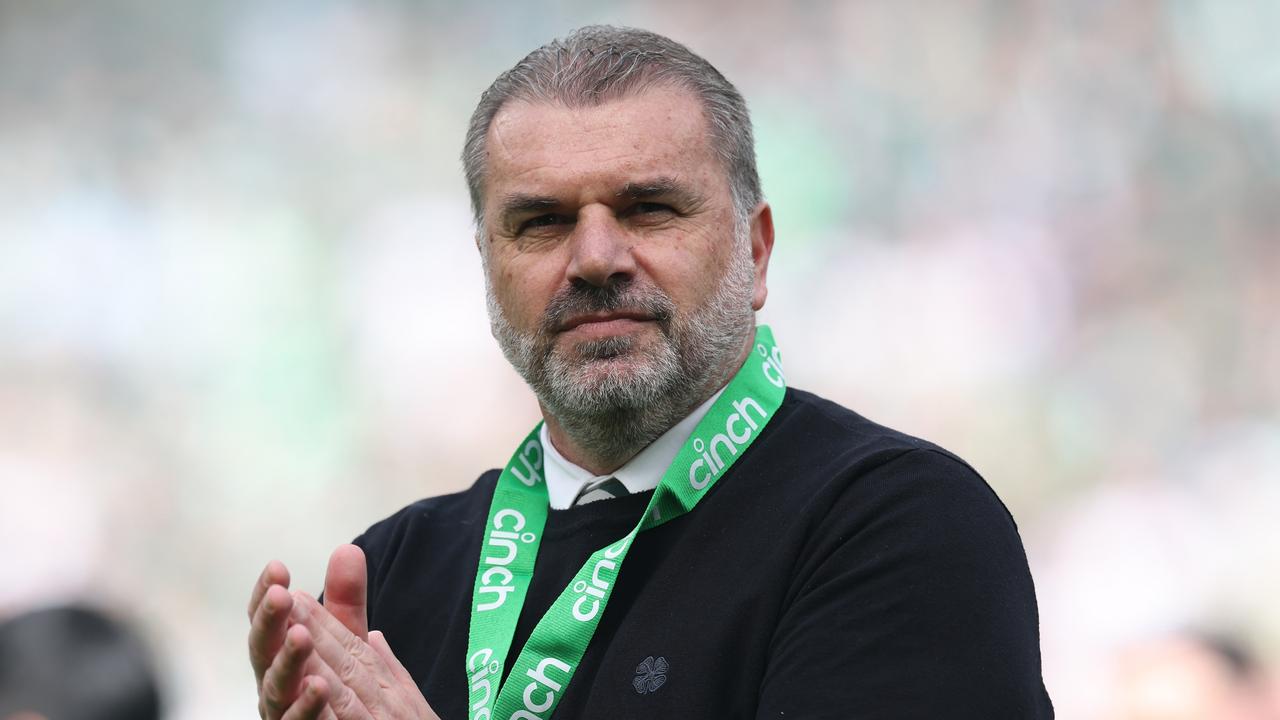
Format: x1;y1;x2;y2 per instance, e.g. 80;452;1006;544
462;25;763;228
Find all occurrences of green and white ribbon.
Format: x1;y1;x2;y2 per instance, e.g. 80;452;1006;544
465;326;787;720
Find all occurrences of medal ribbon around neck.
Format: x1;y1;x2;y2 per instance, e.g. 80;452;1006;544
465;326;787;720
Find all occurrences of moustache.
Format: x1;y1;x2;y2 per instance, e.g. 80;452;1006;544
541;279;675;333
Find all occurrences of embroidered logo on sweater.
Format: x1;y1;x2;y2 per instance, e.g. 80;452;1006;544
633;656;669;694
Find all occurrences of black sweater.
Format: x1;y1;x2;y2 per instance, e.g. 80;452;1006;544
354;388;1054;719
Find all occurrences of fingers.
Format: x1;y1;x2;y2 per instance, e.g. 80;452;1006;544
259;624;316;720
293;592;386;713
250;583;295;683
370;631;440;718
277;676;329;720
250;560;292;620
248;559;293;683
323;545;369;641
259;628;353;720
368;631;415;690
292;594;377;719
291;596;436;720
275;674;341;720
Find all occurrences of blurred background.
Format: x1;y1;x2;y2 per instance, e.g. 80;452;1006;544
1;0;1277;717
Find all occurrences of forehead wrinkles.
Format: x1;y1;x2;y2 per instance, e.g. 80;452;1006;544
484;89;722;198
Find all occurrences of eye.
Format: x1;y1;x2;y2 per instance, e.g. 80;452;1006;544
626;202;675;219
518;214;571;234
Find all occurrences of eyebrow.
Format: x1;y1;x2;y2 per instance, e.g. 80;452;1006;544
616;177;701;205
497;194;561;220
494;177;705;227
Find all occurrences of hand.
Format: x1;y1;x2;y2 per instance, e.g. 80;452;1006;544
247;546;376;720
289;592;439;720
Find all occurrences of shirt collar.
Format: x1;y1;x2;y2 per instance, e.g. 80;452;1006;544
540;385;728;510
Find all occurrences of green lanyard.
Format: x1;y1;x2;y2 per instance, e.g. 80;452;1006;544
465;326;787;720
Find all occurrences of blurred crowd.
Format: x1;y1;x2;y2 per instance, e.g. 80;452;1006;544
1;1;1276;718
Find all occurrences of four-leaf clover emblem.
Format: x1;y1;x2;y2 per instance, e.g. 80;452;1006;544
633;655;669;694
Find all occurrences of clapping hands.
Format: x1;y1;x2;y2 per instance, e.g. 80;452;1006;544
247;545;439;720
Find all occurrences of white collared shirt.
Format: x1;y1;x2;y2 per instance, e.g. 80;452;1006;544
540;386;728;509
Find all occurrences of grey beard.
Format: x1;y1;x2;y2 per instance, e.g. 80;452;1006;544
486;242;757;470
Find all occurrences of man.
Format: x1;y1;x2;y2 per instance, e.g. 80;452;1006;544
247;26;1054;719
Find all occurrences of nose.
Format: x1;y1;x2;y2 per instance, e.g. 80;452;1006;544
565;205;637;287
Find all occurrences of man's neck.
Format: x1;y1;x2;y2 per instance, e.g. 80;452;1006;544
540;334;755;475
541;409;664;476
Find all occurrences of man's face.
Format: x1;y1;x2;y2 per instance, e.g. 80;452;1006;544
479;85;770;420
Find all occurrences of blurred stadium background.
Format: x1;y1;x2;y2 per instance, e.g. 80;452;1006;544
1;1;1277;717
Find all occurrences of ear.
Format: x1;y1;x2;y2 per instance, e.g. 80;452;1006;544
748;202;775;311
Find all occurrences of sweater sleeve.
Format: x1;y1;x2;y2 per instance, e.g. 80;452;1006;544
755;449;1054;719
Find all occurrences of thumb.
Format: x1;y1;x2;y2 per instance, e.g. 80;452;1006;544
323;543;369;640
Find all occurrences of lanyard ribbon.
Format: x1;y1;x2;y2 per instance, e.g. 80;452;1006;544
465;326;786;720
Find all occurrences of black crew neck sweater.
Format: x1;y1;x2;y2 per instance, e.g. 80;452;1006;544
353;388;1055;719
